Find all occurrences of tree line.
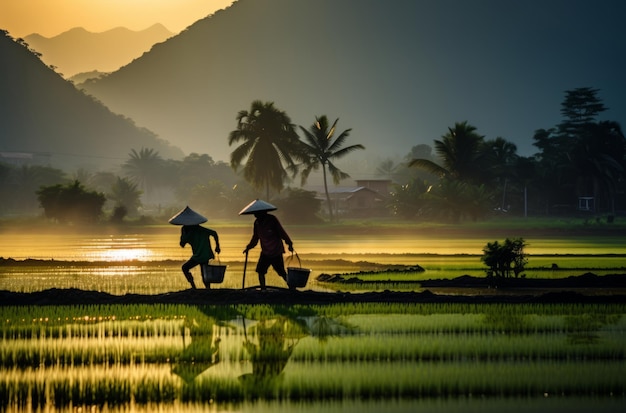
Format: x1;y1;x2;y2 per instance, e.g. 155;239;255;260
387;87;625;221
1;101;365;224
1;87;624;224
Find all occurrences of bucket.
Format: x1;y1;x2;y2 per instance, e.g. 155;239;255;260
201;257;227;287
286;252;310;289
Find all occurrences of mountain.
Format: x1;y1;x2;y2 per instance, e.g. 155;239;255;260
68;70;107;85
24;24;173;78
0;31;184;172
79;0;626;166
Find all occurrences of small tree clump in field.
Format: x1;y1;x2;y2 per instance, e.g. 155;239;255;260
481;237;527;278
37;180;106;224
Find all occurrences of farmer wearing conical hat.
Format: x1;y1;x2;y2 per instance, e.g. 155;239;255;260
240;200;293;290
169;206;221;289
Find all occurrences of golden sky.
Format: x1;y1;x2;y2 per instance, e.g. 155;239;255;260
0;0;235;38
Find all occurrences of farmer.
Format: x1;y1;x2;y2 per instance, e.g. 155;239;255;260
240;199;293;290
169;206;221;289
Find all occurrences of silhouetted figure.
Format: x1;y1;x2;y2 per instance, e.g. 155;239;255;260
239;317;303;397
169;206;220;289
171;315;221;383
240;200;293;290
180;225;220;289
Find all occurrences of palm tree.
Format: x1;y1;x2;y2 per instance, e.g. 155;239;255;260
483;137;519;210
409;121;486;184
299;116;364;221
375;159;398;179
228;101;303;199
12;165;66;212
122;148;165;202
108;177;142;216
570;121;625;213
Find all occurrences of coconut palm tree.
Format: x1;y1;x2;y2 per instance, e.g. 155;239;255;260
11;165;66;213
108;177;142;216
122;148;165;202
483;137;519;210
299;116;364;221
409;121;486;184
569;121;625;213
228;101;303;199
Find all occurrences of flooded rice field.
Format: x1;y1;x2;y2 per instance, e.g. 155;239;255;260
1;303;625;412
2;225;624;262
0;226;625;294
1;226;625;412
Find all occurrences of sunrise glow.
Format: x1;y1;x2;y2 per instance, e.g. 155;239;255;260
0;0;235;38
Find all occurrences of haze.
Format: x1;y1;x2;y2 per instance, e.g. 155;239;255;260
1;0;625;174
0;0;234;37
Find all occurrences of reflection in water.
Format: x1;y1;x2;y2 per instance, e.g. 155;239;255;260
239;316;308;397
483;310;529;334
0;231;508;262
565;313;621;344
98;247;154;261
171;315;221;383
167;308;356;399
308;316;355;343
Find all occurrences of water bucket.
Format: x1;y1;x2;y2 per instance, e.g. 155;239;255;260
286;252;310;289
201;257;227;287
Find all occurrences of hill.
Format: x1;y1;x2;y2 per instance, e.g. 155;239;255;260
78;0;626;165
24;24;174;78
0;31;184;172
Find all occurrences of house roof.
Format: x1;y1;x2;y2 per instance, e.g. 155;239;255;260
323;186;387;200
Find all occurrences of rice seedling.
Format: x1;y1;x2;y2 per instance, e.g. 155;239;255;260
281;359;626;399
1;302;625;411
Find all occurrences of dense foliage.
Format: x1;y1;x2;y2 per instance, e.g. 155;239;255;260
481;237;528;278
36;180;106;223
392;88;625;221
1;88;624;224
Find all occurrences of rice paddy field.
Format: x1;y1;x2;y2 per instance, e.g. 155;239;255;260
1;219;625;294
1;218;625;411
0;303;625;412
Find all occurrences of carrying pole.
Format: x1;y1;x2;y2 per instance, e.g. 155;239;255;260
242;250;249;289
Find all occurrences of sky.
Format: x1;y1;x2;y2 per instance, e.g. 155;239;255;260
0;0;235;38
1;0;624;165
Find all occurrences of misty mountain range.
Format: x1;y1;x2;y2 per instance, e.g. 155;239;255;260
77;0;626;166
0;31;184;171
24;24;173;79
2;0;624;175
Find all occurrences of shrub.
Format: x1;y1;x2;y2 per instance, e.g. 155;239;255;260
36;180;105;224
481;237;527;278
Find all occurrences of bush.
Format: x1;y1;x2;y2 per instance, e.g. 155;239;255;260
481;237;527;278
36;180;106;224
110;205;128;223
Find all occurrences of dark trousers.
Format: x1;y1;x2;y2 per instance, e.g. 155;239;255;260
182;258;203;288
256;253;287;288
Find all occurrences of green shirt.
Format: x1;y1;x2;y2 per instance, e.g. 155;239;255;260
180;225;219;263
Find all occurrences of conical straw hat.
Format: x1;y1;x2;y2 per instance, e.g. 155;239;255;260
168;206;208;225
239;199;277;215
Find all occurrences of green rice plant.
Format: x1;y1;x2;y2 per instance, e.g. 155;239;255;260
0;304;209;340
1;302;626;410
289;331;626;363
281;359;626;399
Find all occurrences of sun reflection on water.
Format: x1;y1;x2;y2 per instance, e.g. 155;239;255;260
97;248;155;262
